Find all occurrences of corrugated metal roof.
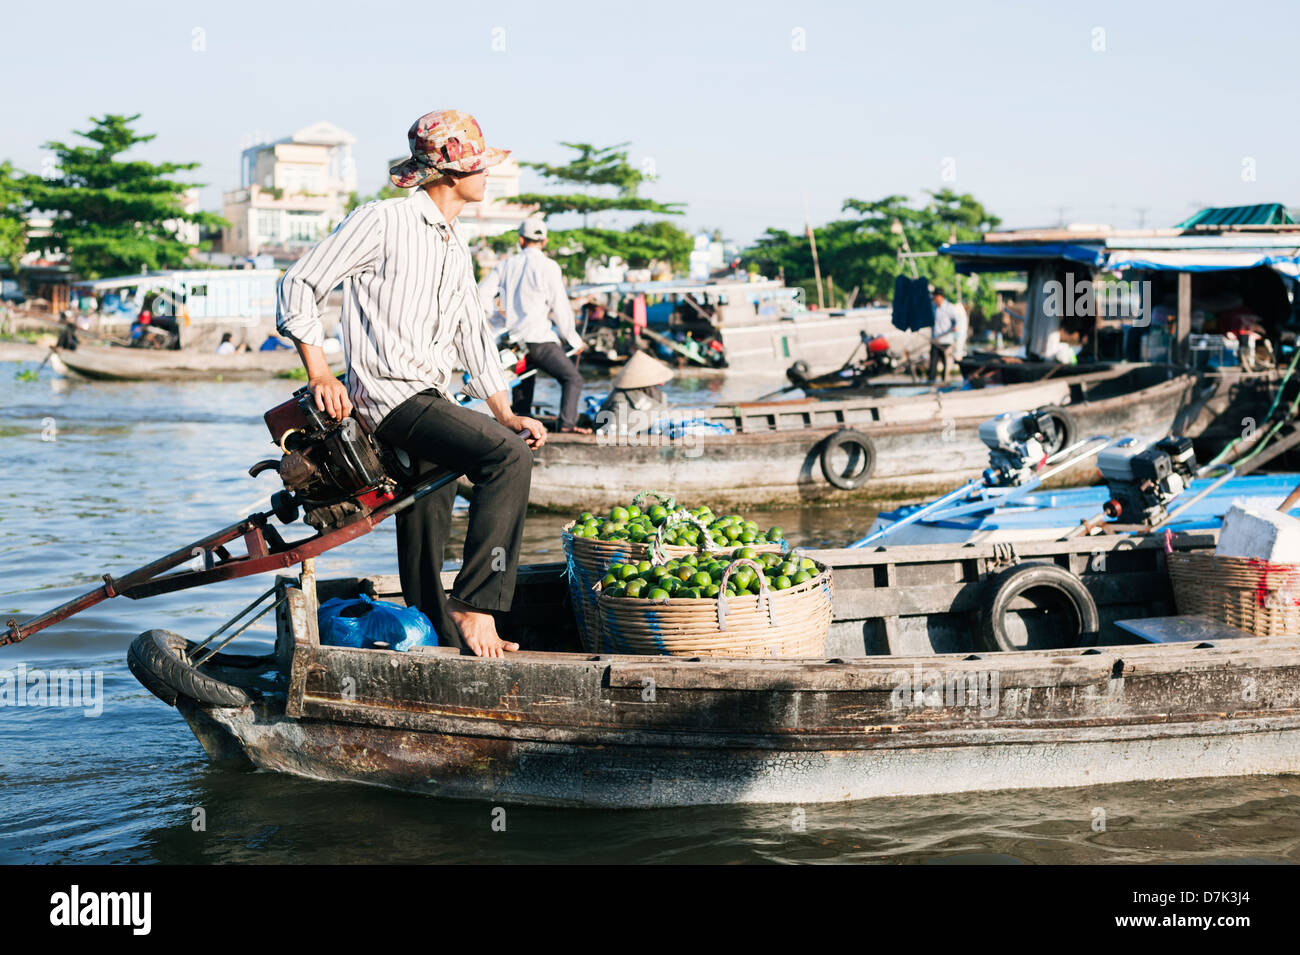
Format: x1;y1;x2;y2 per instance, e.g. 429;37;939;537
1176;203;1295;228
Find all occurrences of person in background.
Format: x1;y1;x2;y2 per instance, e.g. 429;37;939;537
595;351;674;435
216;332;237;355
929;287;968;381
478;217;589;433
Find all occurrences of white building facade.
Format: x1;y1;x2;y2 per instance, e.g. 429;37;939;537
222;121;357;260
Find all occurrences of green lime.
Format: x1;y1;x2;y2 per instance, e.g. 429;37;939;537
606;584;626;598
779;560;798;577
774;575;793;590
649;505;668;525
793;570;811;584
735;546;758;560
768;526;784;540
617;564;638;579
600;572;617;587
626;504;641;518
739;531;756;544
648;588;670;600
703;584;720;598
691;571;711;588
625;580;645;598
610;506;629;522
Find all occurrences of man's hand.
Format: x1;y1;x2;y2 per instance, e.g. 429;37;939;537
504;413;546;449
485;391;546;448
310;374;353;421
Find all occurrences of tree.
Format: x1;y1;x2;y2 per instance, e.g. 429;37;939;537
0;161;27;276
743;190;1005;317
22;113;225;279
513;142;688;278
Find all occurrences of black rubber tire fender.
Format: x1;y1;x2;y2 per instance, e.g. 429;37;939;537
978;562;1100;652
1036;404;1077;456
127;629;252;709
819;428;876;490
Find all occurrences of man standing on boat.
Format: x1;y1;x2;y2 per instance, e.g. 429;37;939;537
478;217;591;433
929;287;968;382
276;109;544;659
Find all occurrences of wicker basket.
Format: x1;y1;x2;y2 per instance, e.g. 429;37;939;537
592;556;833;658
561;498;786;651
1167;551;1300;636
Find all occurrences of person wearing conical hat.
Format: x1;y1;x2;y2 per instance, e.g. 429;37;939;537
595;351;674;434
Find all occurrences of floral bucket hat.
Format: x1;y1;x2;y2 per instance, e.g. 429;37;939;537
389;109;510;189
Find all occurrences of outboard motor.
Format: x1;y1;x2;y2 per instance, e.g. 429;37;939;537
1097;435;1197;525
979;409;1055;487
252;386;402;532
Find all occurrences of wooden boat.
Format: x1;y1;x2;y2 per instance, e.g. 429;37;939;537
48;344;343;382
136;530;1300;808
529;364;1196;509
959;352;1117;385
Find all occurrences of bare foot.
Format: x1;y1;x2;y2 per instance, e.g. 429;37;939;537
559;426;593;434
448;599;519;658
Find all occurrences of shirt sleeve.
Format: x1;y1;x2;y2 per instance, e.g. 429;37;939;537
456;258;511;400
477;260;503;319
276;203;382;347
546;260;582;349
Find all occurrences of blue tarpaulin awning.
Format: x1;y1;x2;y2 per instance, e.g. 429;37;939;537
940;242;1106;274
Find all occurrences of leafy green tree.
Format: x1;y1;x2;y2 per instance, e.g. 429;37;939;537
513;142;687;278
743;190;1005;317
22;113;225;279
0;161;27;275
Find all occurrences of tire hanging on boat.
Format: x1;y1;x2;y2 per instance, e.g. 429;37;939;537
819;428;876;490
978;562;1099;652
127;629;253;708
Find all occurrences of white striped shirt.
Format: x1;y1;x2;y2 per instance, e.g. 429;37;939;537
276;189;510;430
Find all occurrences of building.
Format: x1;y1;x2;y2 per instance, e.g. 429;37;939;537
221;121;357;261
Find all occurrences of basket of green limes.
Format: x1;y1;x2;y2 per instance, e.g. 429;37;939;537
591;546;832;658
561;492;787;651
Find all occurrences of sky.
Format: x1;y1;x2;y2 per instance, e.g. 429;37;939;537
2;0;1297;245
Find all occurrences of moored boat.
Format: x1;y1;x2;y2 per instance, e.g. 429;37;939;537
527;364;1195;509
136;531;1300;808
49;344;344;382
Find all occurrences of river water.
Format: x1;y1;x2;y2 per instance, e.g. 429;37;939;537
2;359;1298;864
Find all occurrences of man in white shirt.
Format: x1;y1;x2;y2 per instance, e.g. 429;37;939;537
479;218;589;432
929;288;969;381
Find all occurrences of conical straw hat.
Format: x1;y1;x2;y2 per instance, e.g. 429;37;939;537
613;350;675;389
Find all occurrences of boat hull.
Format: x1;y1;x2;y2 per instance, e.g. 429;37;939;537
529;367;1195;509
180;698;1300;808
51;344;340;381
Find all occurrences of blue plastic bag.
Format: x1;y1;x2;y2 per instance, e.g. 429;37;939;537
317;594;438;652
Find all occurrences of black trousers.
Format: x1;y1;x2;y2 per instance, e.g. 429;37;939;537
928;342;952;382
512;341;583;430
373;391;532;651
